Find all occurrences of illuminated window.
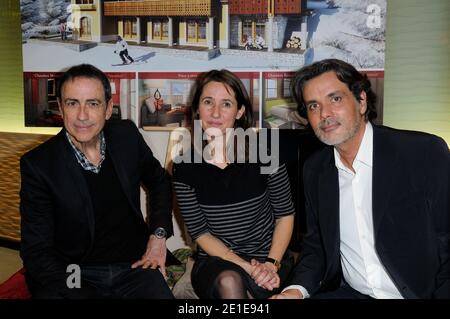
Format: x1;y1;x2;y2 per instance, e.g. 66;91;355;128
187;20;206;43
266;78;292;100
124;19;137;38
162;21;169;38
255;20;265;39
154;22;161;38
241;19;266;45
283;78;292;98
266;79;278;99
80;17;91;38
153;19;168;40
242;20;252;43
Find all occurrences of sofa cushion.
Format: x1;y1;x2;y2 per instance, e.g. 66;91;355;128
165;247;192;289
0;268;31;299
172;256;199;299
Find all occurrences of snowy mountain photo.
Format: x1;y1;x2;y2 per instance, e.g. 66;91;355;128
20;0;386;71
306;0;386;68
21;0;71;39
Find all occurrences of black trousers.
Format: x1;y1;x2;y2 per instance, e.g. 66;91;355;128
30;263;174;299
312;282;374;299
119;50;134;63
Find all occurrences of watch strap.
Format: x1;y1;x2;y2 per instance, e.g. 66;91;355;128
265;257;281;271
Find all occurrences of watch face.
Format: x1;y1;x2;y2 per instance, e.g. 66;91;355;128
154;227;167;239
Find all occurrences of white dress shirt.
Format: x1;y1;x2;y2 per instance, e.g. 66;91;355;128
284;123;403;299
336;122;402;299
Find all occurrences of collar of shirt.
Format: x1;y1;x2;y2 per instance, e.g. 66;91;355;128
65;130;106;174
334;122;373;174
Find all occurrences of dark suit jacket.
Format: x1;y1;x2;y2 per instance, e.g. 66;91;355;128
290;124;449;298
20;120;173;296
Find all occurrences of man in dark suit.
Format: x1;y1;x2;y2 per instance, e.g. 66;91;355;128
20;64;174;298
272;59;449;299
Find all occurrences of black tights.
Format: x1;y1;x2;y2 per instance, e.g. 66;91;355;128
191;257;277;299
212;270;254;299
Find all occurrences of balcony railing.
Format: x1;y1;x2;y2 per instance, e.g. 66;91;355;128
77;4;96;10
104;0;214;17
228;0;303;15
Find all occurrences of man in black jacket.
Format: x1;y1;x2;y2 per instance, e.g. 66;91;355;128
272;59;449;299
20;64;174;298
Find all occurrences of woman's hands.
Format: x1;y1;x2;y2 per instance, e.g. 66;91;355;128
249;259;280;291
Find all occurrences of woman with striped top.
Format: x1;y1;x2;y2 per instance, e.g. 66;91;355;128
172;69;295;299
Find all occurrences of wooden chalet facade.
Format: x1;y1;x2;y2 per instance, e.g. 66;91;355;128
71;0;308;51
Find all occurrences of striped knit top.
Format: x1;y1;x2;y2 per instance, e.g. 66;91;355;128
172;153;295;261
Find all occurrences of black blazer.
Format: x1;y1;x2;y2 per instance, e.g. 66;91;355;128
290;125;449;298
20;120;173;295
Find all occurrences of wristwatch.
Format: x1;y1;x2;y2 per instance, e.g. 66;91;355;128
265;257;281;271
153;227;167;239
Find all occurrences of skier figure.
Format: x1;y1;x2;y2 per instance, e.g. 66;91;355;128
255;34;265;50
244;34;253;51
114;35;134;64
59;22;67;41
